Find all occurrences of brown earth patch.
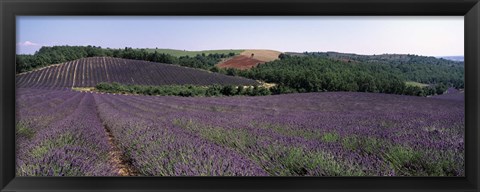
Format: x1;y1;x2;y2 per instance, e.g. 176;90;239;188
217;55;264;70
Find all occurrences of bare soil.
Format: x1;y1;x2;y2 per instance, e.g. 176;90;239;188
217;55;264;70
104;125;139;176
217;49;282;70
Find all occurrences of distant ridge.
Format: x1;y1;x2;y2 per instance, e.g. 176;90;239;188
285;51;464;65
437;56;464;62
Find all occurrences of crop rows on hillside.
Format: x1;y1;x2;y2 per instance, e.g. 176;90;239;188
16;57;258;88
16;88;464;176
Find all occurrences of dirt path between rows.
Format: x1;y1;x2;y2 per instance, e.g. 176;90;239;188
92;94;139;176
103;125;139;176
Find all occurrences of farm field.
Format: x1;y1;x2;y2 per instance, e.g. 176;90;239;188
14;16;465;178
430;88;465;101
16;87;464;176
217;55;264;70
15;57;257;88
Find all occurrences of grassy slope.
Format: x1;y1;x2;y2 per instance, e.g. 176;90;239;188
239;49;282;62
143;48;244;57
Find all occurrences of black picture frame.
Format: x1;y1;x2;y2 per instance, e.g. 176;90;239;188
1;0;479;192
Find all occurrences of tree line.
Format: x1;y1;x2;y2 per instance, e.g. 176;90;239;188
16;46;234;73
95;82;271;97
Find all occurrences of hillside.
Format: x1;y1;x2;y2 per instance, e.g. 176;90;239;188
217;49;282;70
15;57;258;88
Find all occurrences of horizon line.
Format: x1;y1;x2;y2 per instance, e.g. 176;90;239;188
17;45;464;58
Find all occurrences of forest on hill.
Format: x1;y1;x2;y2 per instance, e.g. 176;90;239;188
218;54;463;96
298;52;464;85
298;52;463;65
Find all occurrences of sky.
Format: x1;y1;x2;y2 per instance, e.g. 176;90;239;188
16;16;464;57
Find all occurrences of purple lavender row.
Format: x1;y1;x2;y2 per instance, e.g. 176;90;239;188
93;91;464;176
94;93;376;175
16;89;84;132
16;87;464;176
16;89;117;176
94;93;268;176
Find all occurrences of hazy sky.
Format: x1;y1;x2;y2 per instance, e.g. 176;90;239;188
17;16;464;56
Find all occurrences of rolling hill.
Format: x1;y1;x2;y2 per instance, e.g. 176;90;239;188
15;57;258;88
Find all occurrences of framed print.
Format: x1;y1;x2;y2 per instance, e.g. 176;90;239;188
1;0;479;191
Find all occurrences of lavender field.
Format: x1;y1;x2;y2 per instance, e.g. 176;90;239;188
16;87;464;176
